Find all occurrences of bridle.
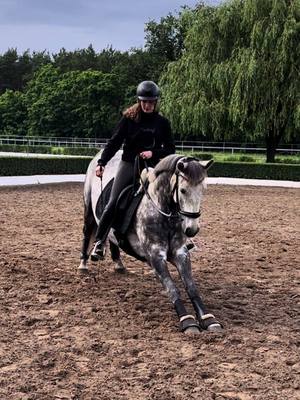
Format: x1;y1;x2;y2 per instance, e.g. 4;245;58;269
172;171;202;219
138;156;202;220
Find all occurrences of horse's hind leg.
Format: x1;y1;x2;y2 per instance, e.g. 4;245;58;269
109;240;126;273
79;201;96;272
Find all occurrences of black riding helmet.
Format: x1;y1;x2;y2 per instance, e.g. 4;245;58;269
137;81;160;101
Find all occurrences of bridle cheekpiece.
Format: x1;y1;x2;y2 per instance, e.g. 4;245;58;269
172;168;202;220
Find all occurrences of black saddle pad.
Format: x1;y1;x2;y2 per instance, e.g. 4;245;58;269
95;178;144;237
113;186;144;236
95;178;114;221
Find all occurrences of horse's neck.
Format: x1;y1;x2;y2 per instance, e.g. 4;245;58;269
149;172;172;207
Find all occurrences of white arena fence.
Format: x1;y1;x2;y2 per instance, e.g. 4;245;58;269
0;136;299;155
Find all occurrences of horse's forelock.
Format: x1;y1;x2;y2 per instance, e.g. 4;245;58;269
181;160;207;184
153;155;207;186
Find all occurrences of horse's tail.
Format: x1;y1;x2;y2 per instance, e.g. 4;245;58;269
80;153;100;261
83;156;96;209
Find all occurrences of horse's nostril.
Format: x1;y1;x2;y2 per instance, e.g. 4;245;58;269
186;228;193;237
185;227;199;237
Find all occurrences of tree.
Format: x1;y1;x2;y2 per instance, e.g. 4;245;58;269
160;0;300;162
0;49;51;94
0;43;174;138
145;14;184;62
111;48;165;106
144;6;197;78
52;44;98;72
52;45;162;108
0;49;19;93
25;65;121;137
0;90;27;135
96;47;126;74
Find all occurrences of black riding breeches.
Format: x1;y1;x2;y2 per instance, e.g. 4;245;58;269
95;161;135;242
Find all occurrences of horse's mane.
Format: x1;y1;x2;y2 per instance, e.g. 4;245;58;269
153;154;183;177
154;154;207;184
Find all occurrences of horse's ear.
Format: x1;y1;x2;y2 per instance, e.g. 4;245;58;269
199;159;214;170
177;161;185;172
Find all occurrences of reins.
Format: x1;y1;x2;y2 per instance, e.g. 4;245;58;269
99;167;104;210
137;156;174;218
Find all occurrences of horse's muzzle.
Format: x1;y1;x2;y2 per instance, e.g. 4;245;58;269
185;227;199;237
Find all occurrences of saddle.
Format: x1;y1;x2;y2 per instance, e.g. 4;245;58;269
95;178;145;260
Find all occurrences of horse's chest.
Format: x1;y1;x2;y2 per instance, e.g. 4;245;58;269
137;211;180;240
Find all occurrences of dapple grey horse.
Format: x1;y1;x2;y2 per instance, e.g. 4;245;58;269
79;151;222;334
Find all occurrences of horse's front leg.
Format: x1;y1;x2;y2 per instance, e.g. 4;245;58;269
149;249;200;334
171;246;222;331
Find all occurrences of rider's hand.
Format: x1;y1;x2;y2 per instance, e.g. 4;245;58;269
140;151;153;159
96;164;105;178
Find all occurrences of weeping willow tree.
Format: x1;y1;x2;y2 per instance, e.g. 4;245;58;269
160;0;300;162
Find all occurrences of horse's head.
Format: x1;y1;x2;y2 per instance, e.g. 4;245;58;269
172;157;214;238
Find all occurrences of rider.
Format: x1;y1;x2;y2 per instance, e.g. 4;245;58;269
91;80;175;260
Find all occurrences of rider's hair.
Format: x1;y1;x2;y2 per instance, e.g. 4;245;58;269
123;103;141;122
123;100;159;122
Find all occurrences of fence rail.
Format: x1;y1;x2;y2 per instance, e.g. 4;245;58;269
0;136;299;154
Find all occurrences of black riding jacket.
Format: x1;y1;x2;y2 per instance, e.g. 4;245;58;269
98;111;175;167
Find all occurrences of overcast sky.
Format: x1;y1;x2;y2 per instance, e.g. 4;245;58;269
0;0;223;55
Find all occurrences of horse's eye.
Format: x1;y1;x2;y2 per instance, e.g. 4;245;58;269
180;188;186;194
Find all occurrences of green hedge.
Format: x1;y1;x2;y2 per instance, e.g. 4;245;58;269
0;157;299;181
0;156;92;176
210;161;300;181
190;152;214;160
0;144;51;154
52;146;100;156
0;144;101;156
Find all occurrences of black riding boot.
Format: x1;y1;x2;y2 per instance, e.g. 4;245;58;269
90;202;115;261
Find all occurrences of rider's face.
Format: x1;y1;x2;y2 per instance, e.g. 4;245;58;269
140;100;156;113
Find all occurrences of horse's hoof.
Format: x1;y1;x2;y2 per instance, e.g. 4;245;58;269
180;315;200;333
90;254;102;262
207;323;223;332
78;266;89;274
184;326;201;335
114;261;126;274
115;266;126;274
199;314;223;331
